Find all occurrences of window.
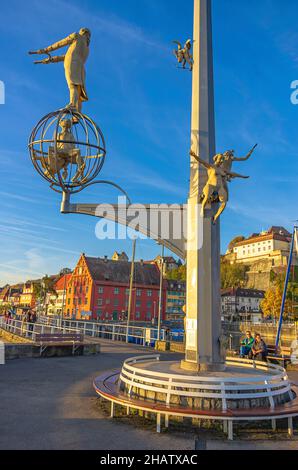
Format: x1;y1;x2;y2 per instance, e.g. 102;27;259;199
114;287;119;295
147;301;152;308
98;298;103;306
146;312;151;320
136;300;141;307
114;299;119;307
98;287;104;294
137;289;142;297
147;290;152;297
85;298;88;305
135;312;141;320
125;289;130;296
67;298;70;305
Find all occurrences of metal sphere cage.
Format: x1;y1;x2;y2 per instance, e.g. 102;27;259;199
28;108;106;194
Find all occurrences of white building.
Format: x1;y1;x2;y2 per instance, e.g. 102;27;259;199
221;288;265;321
226;226;297;267
46;273;72;317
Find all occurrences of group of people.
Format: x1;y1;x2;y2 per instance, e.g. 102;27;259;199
240;330;268;362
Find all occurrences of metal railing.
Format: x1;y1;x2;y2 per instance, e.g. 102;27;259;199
120;355;293;411
0;317;81;341
1;315;164;347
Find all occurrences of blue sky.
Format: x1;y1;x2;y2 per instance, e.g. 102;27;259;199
0;0;298;285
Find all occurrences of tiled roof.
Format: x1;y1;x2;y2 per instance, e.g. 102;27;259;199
84;257;161;286
234;226;291;247
55;273;72;291
221;288;265;298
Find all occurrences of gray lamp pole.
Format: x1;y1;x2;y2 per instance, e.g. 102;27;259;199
157;245;164;341
126;237;136;343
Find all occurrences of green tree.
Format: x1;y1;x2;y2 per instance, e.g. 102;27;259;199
228;235;245;253
220;259;248;289
260;283;291;320
165;264;186;281
33;275;58;310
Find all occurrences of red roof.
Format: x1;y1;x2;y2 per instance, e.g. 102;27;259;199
55;273;72;291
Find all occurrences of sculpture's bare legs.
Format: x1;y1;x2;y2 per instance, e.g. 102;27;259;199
213;188;228;224
68;84;83;113
201;186;214;216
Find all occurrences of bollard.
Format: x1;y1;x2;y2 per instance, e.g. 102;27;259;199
0;341;5;365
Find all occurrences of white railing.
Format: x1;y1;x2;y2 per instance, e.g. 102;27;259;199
37;315;163;346
0;317;81;341
119;355;292;411
0;316;163;347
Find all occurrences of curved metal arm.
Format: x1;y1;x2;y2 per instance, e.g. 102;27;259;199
82;180;132;205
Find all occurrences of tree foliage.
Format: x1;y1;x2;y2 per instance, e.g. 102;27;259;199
260;283;291;320
220;259;249;289
165;264;186;281
228;235;245;253
33;275;57;302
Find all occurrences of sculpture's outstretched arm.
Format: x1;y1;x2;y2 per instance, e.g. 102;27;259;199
190;150;212;169
228;171;249;179
33;55;65;65
29;33;77;56
173;40;182;50
233;143;258;162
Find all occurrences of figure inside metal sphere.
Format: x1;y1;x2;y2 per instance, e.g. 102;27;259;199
29;109;106;194
50;119;85;182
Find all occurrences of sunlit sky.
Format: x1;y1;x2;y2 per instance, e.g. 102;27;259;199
0;0;298;285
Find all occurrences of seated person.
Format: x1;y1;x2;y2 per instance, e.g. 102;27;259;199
249;334;268;362
240;330;254;358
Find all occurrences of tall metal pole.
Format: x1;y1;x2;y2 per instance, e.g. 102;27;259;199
182;0;222;371
275;226;297;349
157;245;164;341
126;238;136;342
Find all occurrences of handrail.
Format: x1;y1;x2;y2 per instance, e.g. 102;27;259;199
121;355;288;384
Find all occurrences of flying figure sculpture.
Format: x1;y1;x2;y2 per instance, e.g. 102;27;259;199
29;28;91;114
173;39;194;71
190;148;255;224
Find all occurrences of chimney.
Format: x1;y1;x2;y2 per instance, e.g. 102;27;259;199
140;259;144;266
104;256;108;263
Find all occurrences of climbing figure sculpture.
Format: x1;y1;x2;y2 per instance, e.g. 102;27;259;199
173;39;193;71
190;150;251;224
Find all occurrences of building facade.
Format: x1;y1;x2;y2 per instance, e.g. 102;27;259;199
47;273;72;317
226;227;296;267
165;280;186;321
19;281;37;309
65;254;166;322
221;288;265;321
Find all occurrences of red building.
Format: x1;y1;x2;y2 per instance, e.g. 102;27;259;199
66;254;166;322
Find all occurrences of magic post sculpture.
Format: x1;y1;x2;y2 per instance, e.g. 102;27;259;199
28;1;298;439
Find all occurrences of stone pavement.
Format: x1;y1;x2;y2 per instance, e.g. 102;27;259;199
0;339;297;450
